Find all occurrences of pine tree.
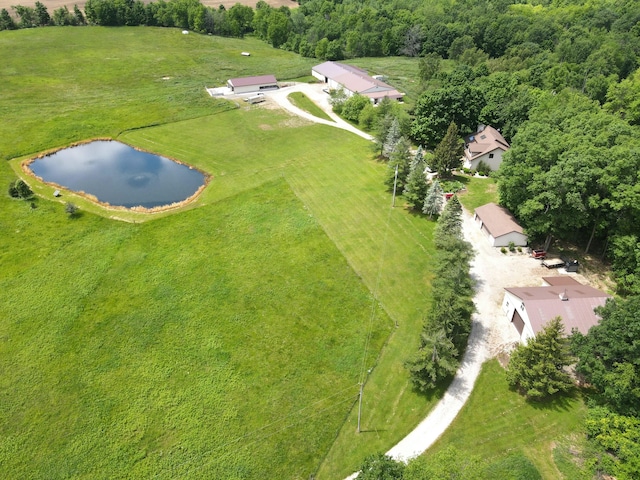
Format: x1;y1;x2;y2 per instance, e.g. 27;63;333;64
384;136;411;193
0;8;16;30
506;316;573;400
382;117;401;159
432;122;464;178
422;180;444;218
433;195;463;248
405;328;459;392
403;147;429;210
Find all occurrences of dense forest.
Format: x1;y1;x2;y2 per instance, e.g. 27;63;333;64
3;0;640;476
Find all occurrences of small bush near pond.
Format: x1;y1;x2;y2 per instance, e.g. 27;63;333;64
8;179;33;199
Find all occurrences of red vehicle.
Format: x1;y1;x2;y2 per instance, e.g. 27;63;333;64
531;249;546;259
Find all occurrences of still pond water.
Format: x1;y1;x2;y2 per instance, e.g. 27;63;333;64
29;141;206;208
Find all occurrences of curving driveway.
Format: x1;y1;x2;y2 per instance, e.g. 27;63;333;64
264;83;374;141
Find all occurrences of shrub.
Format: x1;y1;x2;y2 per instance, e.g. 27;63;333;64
508;241;516;252
501;247;507;254
8;179;33;199
65;202;78;217
475;160;491;176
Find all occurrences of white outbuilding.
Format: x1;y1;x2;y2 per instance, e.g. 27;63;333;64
474;202;528;247
227;74;278;94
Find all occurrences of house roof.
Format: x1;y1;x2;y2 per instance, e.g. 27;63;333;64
228;74;277;87
505;284;611;335
542;276;582;287
475;202;525;239
464;125;509;161
312;61;404;100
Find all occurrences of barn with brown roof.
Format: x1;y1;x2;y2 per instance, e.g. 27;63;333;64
502;278;611;343
474;202;527;247
227;74;278;94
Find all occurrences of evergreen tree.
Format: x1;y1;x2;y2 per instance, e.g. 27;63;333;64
382;117;401;159
431;122;464;178
405;328;459;392
384;136;411;193
422;180;444;218
0;8;16;30
506;316;573;400
73;5;85;25
433;195;463;247
34;1;50;26
403;147;429;210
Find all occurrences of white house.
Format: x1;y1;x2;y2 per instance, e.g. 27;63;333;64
474;202;527;247
227;74;278;94
502;276;611;343
311;61;404;104
463;125;510;171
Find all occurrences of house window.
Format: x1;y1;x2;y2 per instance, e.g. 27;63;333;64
489;153;494;159
520;303;524;311
506;301;509;307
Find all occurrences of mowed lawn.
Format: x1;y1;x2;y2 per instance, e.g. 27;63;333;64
1;27;438;478
426;360;587;479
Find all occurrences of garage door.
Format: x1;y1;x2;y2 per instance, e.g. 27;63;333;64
511;310;525;336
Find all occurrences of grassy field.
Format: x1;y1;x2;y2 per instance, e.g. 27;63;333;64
1;27;439;478
288;92;334;122
426;360;588;479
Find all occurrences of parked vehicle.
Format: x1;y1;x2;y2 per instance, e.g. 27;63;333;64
531;249;546;259
245;93;265;104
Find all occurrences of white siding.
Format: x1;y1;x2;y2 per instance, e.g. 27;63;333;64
502;292;536;343
465;149;505;171
492;231;528;247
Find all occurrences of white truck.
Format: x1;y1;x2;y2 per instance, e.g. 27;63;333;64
245;93;265;104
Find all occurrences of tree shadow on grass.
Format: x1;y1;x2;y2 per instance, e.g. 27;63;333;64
520;387;583;413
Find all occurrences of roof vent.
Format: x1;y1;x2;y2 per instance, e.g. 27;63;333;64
559;289;569;301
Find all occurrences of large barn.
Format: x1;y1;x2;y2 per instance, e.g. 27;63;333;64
502;276;611;343
311;61;404;104
474;202;527;247
227;74;278;94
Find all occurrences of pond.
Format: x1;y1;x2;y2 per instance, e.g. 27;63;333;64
27;140;207;209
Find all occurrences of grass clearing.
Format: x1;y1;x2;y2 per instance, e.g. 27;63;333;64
456;174;499;212
1;27;439;479
288;91;334;122
426;360;587;479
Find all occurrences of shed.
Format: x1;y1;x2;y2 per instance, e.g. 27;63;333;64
474;202;527;247
227;74;278;94
502;280;611;343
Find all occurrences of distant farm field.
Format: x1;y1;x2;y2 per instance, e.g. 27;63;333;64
0;27;438;478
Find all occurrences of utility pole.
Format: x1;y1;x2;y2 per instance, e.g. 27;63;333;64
391;164;399;207
357;382;364;433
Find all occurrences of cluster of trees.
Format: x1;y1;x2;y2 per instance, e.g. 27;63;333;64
405;196;474;391
1;1;84;28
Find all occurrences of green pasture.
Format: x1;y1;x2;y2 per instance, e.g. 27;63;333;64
287;92;334;122
1;27;438;478
427;360;588;479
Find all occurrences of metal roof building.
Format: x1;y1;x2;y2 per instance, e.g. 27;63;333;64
311;61;404;104
227;75;278;94
474;202;527;247
502;280;611;343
